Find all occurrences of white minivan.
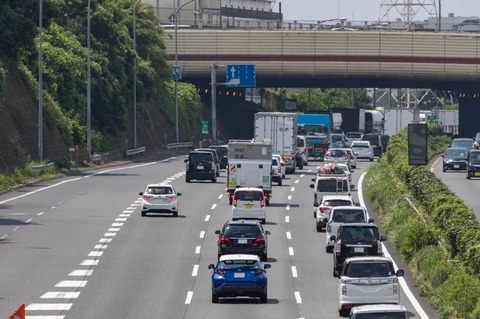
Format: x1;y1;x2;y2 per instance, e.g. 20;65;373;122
231;187;267;224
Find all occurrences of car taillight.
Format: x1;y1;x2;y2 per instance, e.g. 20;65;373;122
319;206;330;212
215;269;224;276
142;195;152;200
213;282;222;288
256;269;264;275
166;195;177;201
233;198;237;207
260;196;265;207
219;235;232;244
259;282;266;288
254;236;266;245
277;165;281;173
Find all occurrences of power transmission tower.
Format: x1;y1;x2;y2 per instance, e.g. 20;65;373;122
379;0;438;31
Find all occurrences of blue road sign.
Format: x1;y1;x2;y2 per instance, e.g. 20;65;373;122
226;64;256;87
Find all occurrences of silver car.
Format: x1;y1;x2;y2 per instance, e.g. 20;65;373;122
139;184;182;217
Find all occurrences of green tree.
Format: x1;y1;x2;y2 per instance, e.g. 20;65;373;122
292;88;372;112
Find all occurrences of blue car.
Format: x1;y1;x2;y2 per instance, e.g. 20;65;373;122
208;254;271;303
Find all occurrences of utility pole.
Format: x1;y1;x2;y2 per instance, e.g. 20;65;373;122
211;63;217;140
87;0;92;157
38;0;44;161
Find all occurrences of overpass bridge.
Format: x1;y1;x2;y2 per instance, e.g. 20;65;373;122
163;29;480;136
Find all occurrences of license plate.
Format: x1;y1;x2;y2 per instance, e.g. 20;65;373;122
197;165;204;170
244;204;253;209
234;272;245;278
237;239;248;244
475;172;480;177
354;247;364;253
454;165;459;169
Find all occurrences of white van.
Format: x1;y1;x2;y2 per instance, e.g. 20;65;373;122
296;135;308;166
350;304;411;318
231;187;267;224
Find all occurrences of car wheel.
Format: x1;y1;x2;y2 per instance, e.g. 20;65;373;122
186;177;191;183
141;211;146;217
261;219;266;224
442;166;446;172
316;222;322;232
467;174;471;180
212;293;219;303
298;161;304;169
212;177;217;183
172;211;178;217
260;253;268;261
278;179;282;186
229;198;233;205
266;200;270;207
369;157;374;162
326;246;333;253
282;174;286;179
260;292;268;304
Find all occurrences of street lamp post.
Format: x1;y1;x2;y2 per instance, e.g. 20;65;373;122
174;0;200;142
38;0;43;161
133;0;141;149
87;0;92;157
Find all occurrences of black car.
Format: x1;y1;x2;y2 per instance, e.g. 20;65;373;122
451;138;475;151
195;148;221;176
361;133;383;156
209;145;228;169
184;151;217;183
331;223;386;274
215;220;270;261
466;149;480;179
442;147;468;172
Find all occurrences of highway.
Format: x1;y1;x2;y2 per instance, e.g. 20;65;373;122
0;156;438;318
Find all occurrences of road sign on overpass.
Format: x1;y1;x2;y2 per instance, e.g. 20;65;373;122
226;64;256;87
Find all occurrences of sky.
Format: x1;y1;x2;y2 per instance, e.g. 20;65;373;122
276;0;480;23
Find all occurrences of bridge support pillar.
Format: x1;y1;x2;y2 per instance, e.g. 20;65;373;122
459;94;480;138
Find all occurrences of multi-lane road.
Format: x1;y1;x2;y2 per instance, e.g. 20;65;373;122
0;156;438;318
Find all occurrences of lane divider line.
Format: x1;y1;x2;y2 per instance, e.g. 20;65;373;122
185;291;193;304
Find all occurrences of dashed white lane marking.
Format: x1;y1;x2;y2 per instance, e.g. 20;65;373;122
125;206;135;210
290;187;295;192
192;265;199;276
80;260;99;266
211;204;217;210
119;214;130;217
99;238;112;243
301;174;305;177
130;203;141;207
288;195;292;200
289;247;294;256
200;231;205;238
13;226;20;231
291;266;298;277
122;210;132;214
95;245;108;249
37;212;45;216
286;205;290;211
25;218;32;223
40;292;80;299
88;251;103;257
295;180;299;184
205;215;211;222
51;206;56;209
185;291;194;304
108;228;120;232
112;223;123;227
55;281;87;288
104;232;116;237
115;218;127;222
286;232;292;239
26;304;72;311
294;292;302;304
218;194;223;199
285;216;290;223
68;270;93;276
1;235;7;240
195;246;201;254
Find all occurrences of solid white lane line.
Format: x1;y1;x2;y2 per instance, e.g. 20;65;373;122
290;187;295;192
108;228;120;232
88;251;103;257
200;231;205;238
55;281;87;288
291;266;298;277
104;233;116;237
26;304;72;311
288;195;292;200
112;223;123;227
68;270;93;276
286;232;292;239
99;238;112;243
295;180;299;184
294;292;302;304
94;245;108;249
211;204;217;210
218;194;223;199
192;265;199;276
37;212;45;216
185;291;193;304
289;247;294;256
205;215;211;222
195;246;201;254
80;260;99;266
40;292;80;299
286;205;290;211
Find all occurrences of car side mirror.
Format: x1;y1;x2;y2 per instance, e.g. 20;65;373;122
380;235;387;241
310;184;315;189
215;230;221;234
264;264;271;269
368;218;374;223
139;192;143;196
334;270;340;278
350;185;355;190
177;192;182;196
184;159;189;163
265;230;271;236
330;235;336;241
396;269;404;277
208;264;215;269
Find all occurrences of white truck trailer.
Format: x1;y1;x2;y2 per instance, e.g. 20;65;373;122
226;139;273;206
254;112;299;173
384;108;420;136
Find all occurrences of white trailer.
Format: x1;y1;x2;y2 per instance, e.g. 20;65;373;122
384;108;420;136
435;110;459;135
254;112;298;173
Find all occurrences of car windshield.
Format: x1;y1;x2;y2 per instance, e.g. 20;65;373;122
342;227;377;243
332;209;365;223
356;313;407;319
210;147;227;157
452;140;473;149
235;191;263;201
218;260;261;269
362;135;379;145
189;153;212;164
317;179;349;192
224;225;261;236
345;262;394;278
476;133;480;141
346;133;362;139
445;149;466;158
146;186;173;195
297;138;306;147
331;135;343;142
470;152;480;161
324;200;353;206
328;150;346;157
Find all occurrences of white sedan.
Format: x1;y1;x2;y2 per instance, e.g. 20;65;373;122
350;141;374;162
139;183;182;217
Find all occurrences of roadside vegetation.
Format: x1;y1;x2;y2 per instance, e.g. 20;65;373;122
364;125;480;319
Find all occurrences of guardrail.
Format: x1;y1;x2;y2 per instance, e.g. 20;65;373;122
125;146;146;157
30;162;55;172
166;142;194;150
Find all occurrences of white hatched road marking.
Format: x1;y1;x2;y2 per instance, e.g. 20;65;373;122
122;210;132;214
119;214;130;217
112;223;123;227
68;270;93;276
40;292;80;299
125;206;135;210
13;226;20;231
291;266;298;277
289;247;294;256
288;195;292;200
26;304;72;311
99;238;112;243
211;204;217;210
94;245;108;249
286;205;290;211
205;215;210;222
290;187;295;192
88;251;103;257
285;216;290;223
37;212;45;216
294;292;302;304
104;233;117;237
55;281;87;288
115;218;127;222
200;231;205;238
108;228;120;232
195;246;201;254
80;260;99;266
185;291;193;304
295;180;300;184
218;194;223;199
286;232;292;239
192;265;199;276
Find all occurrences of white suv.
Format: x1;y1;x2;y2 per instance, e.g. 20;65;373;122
315;195;357;232
336;256;404;317
350;304;410;318
232;187;267;224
